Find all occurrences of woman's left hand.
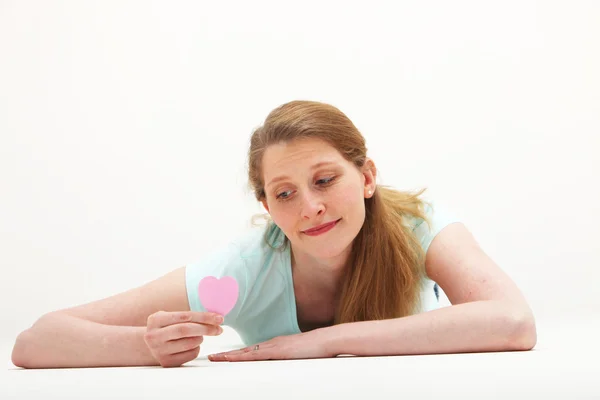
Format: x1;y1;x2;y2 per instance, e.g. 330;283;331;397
208;330;335;362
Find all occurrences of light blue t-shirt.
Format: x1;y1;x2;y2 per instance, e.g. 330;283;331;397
185;202;460;346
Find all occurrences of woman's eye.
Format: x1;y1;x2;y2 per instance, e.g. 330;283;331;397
275;177;336;201
276;190;292;199
317;177;336;185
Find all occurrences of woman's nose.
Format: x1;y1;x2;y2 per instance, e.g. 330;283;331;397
300;191;325;219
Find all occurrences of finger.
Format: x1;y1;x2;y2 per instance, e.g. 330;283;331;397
208;346;252;362
162;336;204;355
224;348;277;362
162;322;223;341
148;311;224;328
209;344;273;362
208;349;245;362
212;345;254;357
161;346;201;368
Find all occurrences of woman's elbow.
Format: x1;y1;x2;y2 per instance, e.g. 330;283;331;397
507;305;537;351
11;329;33;368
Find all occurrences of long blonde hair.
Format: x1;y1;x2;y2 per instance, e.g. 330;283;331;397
247;100;432;324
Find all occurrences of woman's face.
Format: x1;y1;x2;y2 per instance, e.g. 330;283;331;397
261;137;376;260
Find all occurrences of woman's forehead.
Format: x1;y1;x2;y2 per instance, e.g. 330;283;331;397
262;141;346;186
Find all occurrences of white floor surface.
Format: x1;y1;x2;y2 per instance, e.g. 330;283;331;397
2;315;598;399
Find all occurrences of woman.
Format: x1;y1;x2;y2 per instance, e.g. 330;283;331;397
11;100;536;369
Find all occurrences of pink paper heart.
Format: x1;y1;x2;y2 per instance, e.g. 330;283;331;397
197;276;239;316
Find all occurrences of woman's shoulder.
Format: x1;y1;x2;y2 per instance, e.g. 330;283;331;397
231;219;287;255
186;220;285;277
408;200;462;254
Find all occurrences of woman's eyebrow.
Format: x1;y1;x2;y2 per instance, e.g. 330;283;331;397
266;161;338;188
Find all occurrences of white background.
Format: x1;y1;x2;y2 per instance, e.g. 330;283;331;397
1;0;598;363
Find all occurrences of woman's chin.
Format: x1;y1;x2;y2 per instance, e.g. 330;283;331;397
309;241;352;261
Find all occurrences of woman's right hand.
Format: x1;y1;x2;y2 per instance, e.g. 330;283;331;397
143;311;224;367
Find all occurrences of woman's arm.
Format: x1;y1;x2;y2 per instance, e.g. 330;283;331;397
327;222;536;356
11;267;189;368
325;299;535;356
12;313;157;368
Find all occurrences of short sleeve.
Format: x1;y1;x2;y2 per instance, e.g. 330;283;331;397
413;202;461;255
185;241;247;327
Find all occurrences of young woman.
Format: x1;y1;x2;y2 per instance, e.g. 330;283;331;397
12;100;536;368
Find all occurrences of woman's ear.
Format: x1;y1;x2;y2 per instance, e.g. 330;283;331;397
261;198;270;213
363;158;377;194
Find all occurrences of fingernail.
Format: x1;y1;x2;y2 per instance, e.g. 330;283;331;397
215;315;224;324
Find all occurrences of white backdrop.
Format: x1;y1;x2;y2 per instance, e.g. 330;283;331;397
1;0;598;345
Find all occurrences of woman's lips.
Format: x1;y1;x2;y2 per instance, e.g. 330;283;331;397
302;219;341;236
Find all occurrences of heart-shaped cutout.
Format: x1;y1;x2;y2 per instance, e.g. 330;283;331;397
198;276;239;316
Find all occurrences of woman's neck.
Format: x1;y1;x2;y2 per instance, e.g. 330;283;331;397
290;243;351;300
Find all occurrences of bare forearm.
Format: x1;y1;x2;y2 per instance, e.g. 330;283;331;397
325;300;537;357
12;312;158;368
